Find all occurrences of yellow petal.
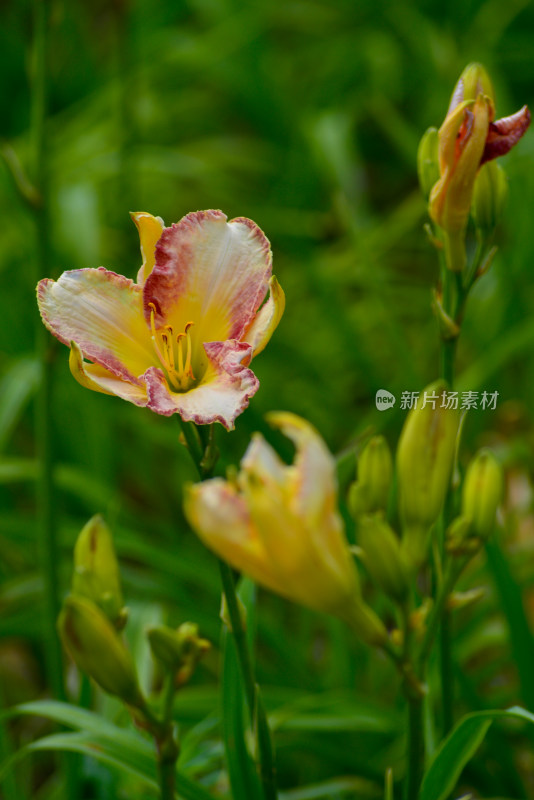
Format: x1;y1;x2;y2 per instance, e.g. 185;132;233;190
183;480;285;596
130;211;164;285
242;275;285;359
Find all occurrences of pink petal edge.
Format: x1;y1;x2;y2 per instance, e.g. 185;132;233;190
141;340;259;429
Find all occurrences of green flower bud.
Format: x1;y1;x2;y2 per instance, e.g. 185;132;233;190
352;436;393;516
357;513;409;602
462;449;503;540
445;515;479;557
397;381;460;569
147;623;210;687
471;161;508;235
72;515;124;628
58;595;142;706
417;127;440;200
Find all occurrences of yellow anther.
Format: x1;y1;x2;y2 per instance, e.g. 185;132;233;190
147;309;196;392
176;333;185;376
184;323;195;379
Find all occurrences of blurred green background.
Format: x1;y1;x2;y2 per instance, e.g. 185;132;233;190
2;0;534;797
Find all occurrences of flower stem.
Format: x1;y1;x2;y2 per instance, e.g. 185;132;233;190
437;264;461;737
219;560;277;800
31;0;63;705
177;419;277;800
403;691;425;800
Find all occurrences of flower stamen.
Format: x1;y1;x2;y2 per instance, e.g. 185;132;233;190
148;303;196;392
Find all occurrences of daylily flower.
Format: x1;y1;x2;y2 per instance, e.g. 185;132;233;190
184;412;388;646
37;210;285;430
428;63;530;270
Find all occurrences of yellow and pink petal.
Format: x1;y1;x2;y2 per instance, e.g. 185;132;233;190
241;275;285;359
143;210;273;350
37;268;155;382
69;342;149;407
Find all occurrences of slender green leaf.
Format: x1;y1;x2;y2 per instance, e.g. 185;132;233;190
1;701;214;800
279;776;381;799
0;356;40;452
0;731;157;791
485;538;534;711
420;706;534;800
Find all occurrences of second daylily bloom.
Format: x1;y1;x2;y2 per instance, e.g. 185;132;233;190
184;412;387;646
37;210;285;430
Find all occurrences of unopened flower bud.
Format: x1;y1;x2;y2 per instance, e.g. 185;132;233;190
58;595;142;706
397;381;459;568
147;622;210;687
417;127;440;200
445;515;479;557
427;62;529;273
447;63;495;111
72;515;124;628
357;513;409;602
430;94;491;270
462;449;503;540
349;436;393;517
471;161;508;235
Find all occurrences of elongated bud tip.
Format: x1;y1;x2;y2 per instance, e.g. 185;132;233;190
417;127;440;199
72;515;124;628
448;62;495;113
58;595;141;706
462;449;503;540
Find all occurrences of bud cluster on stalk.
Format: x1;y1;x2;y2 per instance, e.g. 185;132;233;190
58;514;209;711
417;62;530;274
348;382;503;616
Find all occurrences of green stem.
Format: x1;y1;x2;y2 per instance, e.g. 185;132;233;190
437;265;463;737
219;560;277;800
177;419;277;799
419;563;461;667
158;759;176;800
137;689;179;800
403;691;424;800
161;673;176;727
218;561;256;713
440;338;456;388
439;613;453;735
32;0;63;704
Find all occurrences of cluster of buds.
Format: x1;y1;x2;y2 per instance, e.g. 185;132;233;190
147;622;211;688
58;515;209;707
350;382;502;575
418;63;530;272
348;438;409;602
57;515;142;706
